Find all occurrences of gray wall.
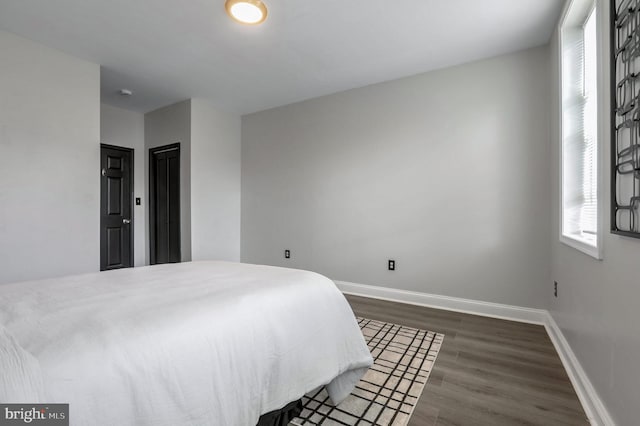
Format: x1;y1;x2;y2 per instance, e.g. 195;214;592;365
100;104;146;266
144;100;192;262
144;99;242;263
549;1;638;424
0;30;100;284
190;99;241;262
241;46;551;308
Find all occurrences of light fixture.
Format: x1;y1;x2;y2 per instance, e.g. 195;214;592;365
225;0;268;25
119;89;133;96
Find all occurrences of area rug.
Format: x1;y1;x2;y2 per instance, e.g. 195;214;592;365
291;317;444;426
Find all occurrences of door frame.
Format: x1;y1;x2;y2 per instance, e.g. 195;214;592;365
100;143;135;270
149;142;181;265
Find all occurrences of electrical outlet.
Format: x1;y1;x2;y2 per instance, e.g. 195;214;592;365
554;281;558;298
284;249;290;259
388;260;395;271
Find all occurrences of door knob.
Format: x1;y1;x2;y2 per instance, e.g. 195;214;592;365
123;219;131;224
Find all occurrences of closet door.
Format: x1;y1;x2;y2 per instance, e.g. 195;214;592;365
149;143;181;264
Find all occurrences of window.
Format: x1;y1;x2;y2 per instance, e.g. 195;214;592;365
560;0;602;259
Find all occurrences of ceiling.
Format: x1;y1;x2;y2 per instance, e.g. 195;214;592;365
0;0;563;115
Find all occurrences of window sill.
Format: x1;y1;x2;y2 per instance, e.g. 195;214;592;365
560;234;602;260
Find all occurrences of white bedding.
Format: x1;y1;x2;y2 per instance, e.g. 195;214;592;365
0;261;373;425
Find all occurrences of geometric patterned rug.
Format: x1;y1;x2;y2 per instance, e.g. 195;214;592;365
291;317;444;426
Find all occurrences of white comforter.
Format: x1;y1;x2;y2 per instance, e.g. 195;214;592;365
0;261;372;425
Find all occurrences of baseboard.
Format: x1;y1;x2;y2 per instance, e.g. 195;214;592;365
335;280;615;426
543;313;615;426
335;280;547;324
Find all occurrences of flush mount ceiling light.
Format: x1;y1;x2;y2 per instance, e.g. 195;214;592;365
225;0;268;25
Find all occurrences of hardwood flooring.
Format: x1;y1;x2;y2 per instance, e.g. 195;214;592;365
345;295;589;426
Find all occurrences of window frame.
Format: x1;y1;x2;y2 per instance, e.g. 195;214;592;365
558;0;604;260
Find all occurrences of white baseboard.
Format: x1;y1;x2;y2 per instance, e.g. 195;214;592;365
543;313;615;426
335;280;547;324
335;280;615;426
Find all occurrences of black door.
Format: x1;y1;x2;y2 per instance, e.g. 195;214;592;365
149;143;181;264
100;144;134;270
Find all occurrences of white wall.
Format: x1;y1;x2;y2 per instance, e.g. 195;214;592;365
0;30;100;284
144;100;192;262
101;104;146;266
549;1;637;424
190;99;241;261
242;46;551;308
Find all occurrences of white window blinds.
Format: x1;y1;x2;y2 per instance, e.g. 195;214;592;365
561;3;599;252
581;9;598;237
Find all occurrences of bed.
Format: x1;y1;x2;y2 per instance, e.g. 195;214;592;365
0;261;373;425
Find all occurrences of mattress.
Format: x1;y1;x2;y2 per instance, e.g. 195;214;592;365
0;261;373;425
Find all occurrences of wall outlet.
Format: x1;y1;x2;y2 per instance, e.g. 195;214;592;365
284;249;290;259
388;260;395;271
554;281;558;298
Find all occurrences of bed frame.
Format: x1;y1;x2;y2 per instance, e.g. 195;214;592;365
256;399;303;426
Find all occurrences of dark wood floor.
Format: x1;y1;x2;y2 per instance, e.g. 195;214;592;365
345;295;589;426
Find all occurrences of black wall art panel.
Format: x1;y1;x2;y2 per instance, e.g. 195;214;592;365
612;0;640;237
